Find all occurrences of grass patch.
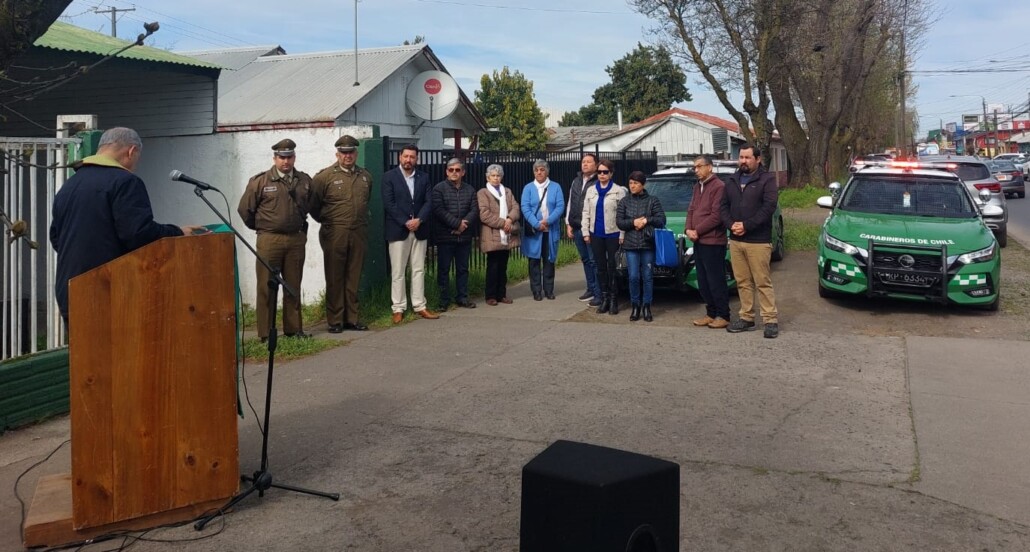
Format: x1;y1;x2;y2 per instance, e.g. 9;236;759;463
779;185;829;209
999;239;1030;318
241;335;342;361
784;217;822;252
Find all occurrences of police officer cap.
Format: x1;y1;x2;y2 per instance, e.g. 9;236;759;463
272;138;296;157
335;135;359;152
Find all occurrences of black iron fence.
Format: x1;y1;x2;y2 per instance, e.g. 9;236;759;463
382;145;659;274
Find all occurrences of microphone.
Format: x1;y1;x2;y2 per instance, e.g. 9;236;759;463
169;170;216;191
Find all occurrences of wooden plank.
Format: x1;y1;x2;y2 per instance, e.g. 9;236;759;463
23;473;230;549
68;234;238;530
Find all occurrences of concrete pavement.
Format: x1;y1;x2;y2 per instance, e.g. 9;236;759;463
1;264;1029;551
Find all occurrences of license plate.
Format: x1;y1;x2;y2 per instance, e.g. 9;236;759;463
997;174;1011;181
876;271;937;286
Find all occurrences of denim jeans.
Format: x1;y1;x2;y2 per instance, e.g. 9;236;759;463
573;228;600;296
625;249;655;305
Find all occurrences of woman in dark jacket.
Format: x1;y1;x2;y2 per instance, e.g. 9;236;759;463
616;171;666;322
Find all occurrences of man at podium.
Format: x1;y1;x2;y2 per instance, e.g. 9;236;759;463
49;127;207;323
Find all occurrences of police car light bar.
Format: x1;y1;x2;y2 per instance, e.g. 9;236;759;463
861;160;958;171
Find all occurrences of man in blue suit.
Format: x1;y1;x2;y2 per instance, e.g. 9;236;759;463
382;144;440;324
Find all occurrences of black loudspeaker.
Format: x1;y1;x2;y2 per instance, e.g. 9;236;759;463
520;440;680;552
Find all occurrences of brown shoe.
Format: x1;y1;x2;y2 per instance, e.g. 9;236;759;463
416;309;439;320
486;298;498;306
707;317;729;329
392;312;403;325
500;297;513;304
693;315;715;327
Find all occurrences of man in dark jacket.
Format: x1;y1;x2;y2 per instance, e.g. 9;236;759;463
50;127;205;323
720;145;780;338
432;158;480;310
686;155;730;329
381;144;439;324
564;154;602;306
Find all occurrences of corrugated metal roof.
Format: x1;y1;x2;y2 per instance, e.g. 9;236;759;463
547;125;621;148
33;21;219;69
211;46;424;126
180;45;284;70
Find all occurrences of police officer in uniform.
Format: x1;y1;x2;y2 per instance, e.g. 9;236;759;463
238;138;312;340
310;135;372;332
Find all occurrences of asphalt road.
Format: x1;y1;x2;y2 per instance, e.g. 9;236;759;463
1006;194;1030;245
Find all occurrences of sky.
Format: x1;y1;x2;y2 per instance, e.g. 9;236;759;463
56;0;1030;135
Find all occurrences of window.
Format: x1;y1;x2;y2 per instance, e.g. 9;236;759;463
840;177;976;218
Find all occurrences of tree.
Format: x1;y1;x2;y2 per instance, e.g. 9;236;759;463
0;0;72;72
473;67;547;151
402;35;425;45
560;44;690;126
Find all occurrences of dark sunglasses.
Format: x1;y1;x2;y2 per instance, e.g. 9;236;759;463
597;170;611;175
447;167;464;173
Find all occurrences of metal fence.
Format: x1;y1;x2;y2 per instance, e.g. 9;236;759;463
384;146;659;273
1;137;78;360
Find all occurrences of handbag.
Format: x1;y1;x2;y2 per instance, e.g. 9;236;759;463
523;187;547;238
615;246;627;271
654;228;678;268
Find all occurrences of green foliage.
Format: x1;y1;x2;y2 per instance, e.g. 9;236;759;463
784;218;823;252
241;336;343;361
560;44;690;126
474;67;548;150
778;186;829;209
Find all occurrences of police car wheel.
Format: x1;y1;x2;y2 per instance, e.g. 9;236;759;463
818;281;838;299
996;231;1007;248
981;292;1000;312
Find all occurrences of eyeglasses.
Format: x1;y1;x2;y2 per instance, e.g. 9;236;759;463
447;168;463;173
597;170;611;175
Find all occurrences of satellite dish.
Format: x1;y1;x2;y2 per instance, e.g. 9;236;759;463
406;70;460;122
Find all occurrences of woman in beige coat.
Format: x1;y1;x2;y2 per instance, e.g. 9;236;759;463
581;158;627;314
477;164;521;305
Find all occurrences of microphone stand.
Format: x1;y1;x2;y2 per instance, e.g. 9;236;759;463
186;185;339;532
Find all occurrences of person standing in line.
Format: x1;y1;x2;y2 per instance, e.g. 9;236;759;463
581;158;626;315
432;158;480;310
238;138;312;340
686;155;730;329
380;144;440;324
476;164;521;306
565;153;602;306
616;171;665;322
309;135;371;332
51;127;206;325
720;145;780;338
521;160;565;301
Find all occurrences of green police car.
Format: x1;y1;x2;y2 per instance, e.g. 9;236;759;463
816;161;1002;310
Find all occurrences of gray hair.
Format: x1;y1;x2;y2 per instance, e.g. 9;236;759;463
695;154;713;166
98;127;142;150
532;159;549;171
486;164;504;177
446;157;463;169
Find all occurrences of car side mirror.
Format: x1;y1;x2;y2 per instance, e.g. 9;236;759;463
978;188;992;203
981;205;1004;217
816;196;834;209
828;182;841;197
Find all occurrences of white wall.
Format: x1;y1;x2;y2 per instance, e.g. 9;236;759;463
136;125;373;307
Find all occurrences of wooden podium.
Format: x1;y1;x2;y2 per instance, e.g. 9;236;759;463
23;233;240;548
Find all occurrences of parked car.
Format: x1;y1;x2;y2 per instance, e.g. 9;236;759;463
616;164;785;293
816;162;1002;311
917;155;1008;247
987;159;1026;199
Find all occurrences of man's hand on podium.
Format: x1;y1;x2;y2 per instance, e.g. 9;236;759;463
182;225;212;235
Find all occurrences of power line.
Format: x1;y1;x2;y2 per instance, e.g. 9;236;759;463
412;0;632;14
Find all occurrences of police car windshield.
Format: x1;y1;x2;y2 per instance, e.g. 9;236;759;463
839;176;977;218
646;175;697;212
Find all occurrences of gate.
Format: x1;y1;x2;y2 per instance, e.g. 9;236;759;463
1;137;80;360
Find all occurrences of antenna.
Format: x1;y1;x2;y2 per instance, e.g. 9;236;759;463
353;0;360;86
406;71;460;122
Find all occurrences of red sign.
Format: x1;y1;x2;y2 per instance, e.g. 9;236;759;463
424;79;442;95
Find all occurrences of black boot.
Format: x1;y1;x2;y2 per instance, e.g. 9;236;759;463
609;295;619;315
643;303;653;322
596;293;610;314
629;303;641;321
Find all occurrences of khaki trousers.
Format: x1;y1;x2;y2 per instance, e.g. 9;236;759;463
320;225;367;326
388;233;428;313
256;232;307;338
729;240;778;324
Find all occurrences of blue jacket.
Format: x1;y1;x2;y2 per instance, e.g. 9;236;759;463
520;181;565;262
49;155;183;318
381;166;432;242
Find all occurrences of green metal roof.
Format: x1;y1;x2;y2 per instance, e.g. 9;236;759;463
33;21;220;70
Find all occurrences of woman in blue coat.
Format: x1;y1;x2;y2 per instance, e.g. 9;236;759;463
521;160;565;301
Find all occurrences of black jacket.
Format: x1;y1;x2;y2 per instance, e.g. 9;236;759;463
431;180;480;244
381;166;432;242
565;172;598;229
720;166;779;243
616;190;667;250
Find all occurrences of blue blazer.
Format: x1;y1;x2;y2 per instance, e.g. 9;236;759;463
381;166;432;242
520;181;565;262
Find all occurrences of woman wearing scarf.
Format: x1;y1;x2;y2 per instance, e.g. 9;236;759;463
477;164;521;305
616;171;666;322
520;160;565;301
581;158;627;314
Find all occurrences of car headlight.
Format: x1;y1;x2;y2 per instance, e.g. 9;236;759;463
952;243;996;265
823;233;867;257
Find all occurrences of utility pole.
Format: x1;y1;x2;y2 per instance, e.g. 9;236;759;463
982;98;989;156
994;109;1000;156
94;6;135;38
